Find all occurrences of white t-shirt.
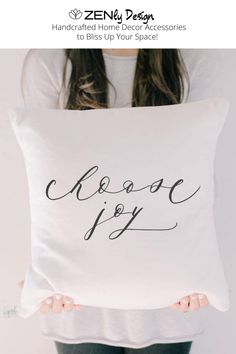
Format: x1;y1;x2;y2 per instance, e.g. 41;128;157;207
20;48;223;348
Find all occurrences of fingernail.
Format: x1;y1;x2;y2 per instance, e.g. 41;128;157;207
45;298;52;305
55;294;62;301
198;294;205;299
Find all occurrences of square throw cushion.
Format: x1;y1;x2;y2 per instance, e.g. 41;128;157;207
8;98;230;318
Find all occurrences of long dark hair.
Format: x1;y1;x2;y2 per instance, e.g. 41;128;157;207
62;49;189;110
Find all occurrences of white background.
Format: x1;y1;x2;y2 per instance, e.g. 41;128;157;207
0;49;235;354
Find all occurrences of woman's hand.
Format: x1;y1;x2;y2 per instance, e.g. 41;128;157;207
17;280;81;314
171;293;209;312
18;281;208;314
37;294;81;314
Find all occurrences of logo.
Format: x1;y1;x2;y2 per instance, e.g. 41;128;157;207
69;9;83;20
68;9;154;24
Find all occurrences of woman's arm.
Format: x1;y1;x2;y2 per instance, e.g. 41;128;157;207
181;49;224;102
21;49;68;108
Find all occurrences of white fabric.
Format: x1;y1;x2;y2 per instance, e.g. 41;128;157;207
15;49;229;347
9;98;230;318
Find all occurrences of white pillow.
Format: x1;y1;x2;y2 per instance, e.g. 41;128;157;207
8;98;230;318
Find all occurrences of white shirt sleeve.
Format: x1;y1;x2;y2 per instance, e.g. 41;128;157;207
21;49;68;108
181;49;224;102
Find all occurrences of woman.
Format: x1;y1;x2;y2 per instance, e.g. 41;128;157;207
19;48;222;353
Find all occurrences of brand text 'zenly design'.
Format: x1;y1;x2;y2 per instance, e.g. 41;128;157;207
83;9;154;25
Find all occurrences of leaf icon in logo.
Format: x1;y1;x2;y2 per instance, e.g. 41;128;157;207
69;9;83;20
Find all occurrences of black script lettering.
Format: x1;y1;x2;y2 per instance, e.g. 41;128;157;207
169;179;201;204
83;203;178;240
45;165;201;205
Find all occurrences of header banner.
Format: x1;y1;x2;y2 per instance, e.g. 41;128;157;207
0;0;235;48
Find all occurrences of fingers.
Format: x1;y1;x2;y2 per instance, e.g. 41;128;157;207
39;297;53;314
198;294;209;308
63;296;74;312
171;293;209;313
52;293;64;313
188;294;200;311
39;294;81;315
179;296;190;312
17;280;82;314
62;296;82;312
171;302;180;310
